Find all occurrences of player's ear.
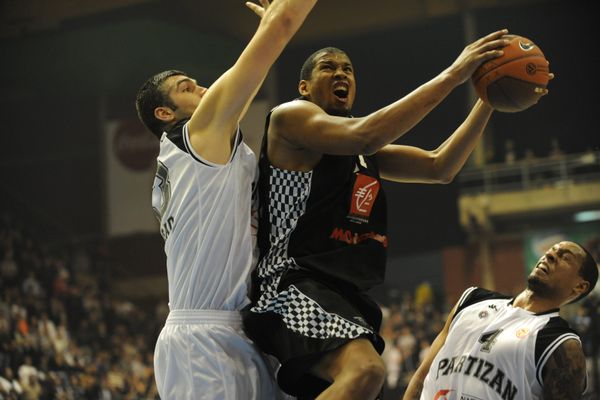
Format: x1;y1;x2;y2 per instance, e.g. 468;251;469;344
572;280;590;300
155;106;175;123
298;80;310;97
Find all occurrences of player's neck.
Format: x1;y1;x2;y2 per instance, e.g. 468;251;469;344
513;289;561;314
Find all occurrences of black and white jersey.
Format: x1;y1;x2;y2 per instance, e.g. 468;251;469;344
248;103;388;342
151;120;258;311
421;287;582;400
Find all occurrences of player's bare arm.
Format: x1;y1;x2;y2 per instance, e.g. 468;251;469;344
375;99;493;183
270;30;509;169
375;71;553;183
542;339;586;400
187;0;317;164
403;304;458;400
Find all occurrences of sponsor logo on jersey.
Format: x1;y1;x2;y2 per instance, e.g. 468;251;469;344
515;328;529;339
434;389;454;400
435;355;518;400
329;227;388;248
347;173;380;223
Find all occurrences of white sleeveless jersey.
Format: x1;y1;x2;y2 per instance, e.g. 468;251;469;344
151;121;258;311
421;287;582;400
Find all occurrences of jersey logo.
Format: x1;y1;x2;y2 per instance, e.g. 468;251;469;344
515;328;529;339
434;389;454;400
479;329;503;353
329;227;388;248
347;173;380;224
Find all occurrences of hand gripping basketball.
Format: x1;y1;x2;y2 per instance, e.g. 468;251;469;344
472;34;552;112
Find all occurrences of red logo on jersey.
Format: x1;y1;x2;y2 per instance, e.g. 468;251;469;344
434;389;454;400
348;174;380;223
330;227;388;248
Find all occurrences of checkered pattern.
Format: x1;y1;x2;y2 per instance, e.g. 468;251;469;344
256;167;312;280
252;167;373;340
271;285;372;339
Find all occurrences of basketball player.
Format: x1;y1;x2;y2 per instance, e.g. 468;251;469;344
403;241;598;400
242;29;553;400
134;1;317;399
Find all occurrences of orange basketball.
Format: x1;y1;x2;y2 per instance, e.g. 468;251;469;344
472;34;550;112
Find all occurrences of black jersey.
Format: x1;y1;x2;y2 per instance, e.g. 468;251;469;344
255;106;388;293
243;103;387;397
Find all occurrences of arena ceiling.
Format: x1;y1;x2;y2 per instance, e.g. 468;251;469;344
1;0;552;41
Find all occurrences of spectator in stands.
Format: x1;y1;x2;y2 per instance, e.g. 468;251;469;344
549;137;564;160
20;374;41;400
0;367;22;398
504;139;516;165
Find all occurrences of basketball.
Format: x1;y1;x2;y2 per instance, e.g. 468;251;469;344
472;34;550;112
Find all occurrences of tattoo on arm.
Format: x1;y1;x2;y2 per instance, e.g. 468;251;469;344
542;339;586;400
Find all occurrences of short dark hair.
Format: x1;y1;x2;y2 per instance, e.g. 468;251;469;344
572;243;598;303
135;70;186;138
300;47;348;81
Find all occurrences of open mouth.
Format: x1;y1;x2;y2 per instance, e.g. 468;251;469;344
333;83;349;102
537;263;549;275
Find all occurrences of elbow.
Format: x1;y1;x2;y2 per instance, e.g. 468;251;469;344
432;155;455;184
437;172;455;184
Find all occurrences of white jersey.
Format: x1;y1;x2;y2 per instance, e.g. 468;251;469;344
421;287;582;400
151;120;258;311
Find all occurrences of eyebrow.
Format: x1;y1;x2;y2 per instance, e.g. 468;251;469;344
554;246;577;258
317;59;352;67
170;77;194;92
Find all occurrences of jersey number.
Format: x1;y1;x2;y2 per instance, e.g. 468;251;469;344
479;329;503;353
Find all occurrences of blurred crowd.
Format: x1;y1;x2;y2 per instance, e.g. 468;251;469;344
1;212;598;399
0;213;162;399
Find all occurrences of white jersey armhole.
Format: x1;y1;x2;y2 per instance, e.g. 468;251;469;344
535;333;582;386
182;123;242;167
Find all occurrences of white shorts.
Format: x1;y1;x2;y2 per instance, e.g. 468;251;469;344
154;309;291;400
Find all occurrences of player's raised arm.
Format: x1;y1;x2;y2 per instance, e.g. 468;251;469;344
187;0;316;162
375;99;493;184
272;29;508;158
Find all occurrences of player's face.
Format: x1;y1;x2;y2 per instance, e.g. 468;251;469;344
163;75;207;120
529;241;587;301
300;52;356;116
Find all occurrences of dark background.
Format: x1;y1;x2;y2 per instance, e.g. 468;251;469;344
1;0;597;257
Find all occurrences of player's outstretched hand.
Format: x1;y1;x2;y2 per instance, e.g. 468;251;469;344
446;29;510;85
246;0;271;18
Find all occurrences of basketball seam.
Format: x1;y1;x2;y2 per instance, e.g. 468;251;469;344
473;54;547;86
493;75;547;87
492;80;521;110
